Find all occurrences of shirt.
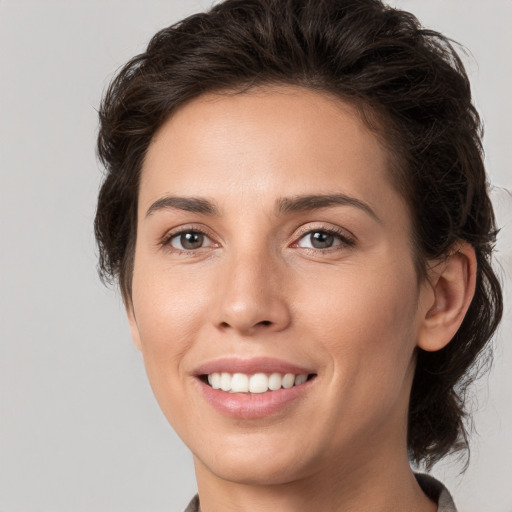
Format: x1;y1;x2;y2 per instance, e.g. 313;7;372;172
183;472;457;511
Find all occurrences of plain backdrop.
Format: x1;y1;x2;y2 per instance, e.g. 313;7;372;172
0;1;511;511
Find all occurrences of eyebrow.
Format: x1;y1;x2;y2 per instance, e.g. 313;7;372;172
276;193;380;222
145;192;380;222
146;196;220;217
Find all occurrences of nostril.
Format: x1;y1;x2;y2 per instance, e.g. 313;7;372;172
259;320;272;326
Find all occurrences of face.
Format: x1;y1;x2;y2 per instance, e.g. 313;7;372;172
128;86;432;485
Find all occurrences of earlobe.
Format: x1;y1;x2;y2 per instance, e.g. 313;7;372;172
417;243;477;352
126;302;143;352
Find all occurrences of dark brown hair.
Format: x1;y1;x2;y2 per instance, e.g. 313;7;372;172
95;0;503;470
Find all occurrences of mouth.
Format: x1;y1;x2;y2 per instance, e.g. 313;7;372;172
194;357;317;418
199;372;316;394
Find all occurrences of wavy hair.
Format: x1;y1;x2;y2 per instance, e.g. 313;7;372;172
95;0;503;469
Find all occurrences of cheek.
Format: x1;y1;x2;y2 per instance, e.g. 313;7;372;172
130;265;212;434
130;258;211;378
300;257;420;389
305;258;419;335
303;265;420;441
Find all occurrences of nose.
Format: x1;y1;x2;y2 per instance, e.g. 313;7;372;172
213;249;292;336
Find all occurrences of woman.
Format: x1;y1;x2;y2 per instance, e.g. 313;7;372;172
94;0;503;510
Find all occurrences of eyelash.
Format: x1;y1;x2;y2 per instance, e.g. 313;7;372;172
160;225;217;255
160;225;355;254
292;226;356;252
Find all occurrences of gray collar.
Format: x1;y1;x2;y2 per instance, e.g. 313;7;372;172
415;473;457;512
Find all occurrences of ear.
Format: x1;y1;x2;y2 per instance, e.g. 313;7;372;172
125;301;142;352
417;243;477;352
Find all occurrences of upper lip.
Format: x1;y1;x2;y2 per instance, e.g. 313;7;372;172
193;357;315;376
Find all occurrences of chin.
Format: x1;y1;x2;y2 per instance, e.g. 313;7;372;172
204;459;306;486
194;437;315;486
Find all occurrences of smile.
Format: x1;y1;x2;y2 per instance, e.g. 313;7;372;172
204;372;311;393
194;357;317;418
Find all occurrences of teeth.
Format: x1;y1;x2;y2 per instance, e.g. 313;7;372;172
282;373;295;389
294;374;308;386
211;373;221;390
231;373;249;393
205;372;310;393
268;372;282;391
220;372;232;392
249;373;268;393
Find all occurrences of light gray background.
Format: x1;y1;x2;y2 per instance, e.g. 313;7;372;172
0;1;510;511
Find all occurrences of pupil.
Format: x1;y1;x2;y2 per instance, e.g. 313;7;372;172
181;232;203;249
311;231;333;249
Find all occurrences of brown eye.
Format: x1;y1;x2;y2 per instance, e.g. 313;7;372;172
309;231;335;249
295;229;350;250
170;231;209;250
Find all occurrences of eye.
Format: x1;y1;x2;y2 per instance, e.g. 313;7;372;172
168;230;213;251
295;229;352;250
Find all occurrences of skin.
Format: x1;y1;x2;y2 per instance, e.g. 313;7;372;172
127;86;476;512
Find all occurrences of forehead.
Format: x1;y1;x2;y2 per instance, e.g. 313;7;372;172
139;85;407;223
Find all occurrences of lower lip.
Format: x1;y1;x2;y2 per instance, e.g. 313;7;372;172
196;378;315;419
